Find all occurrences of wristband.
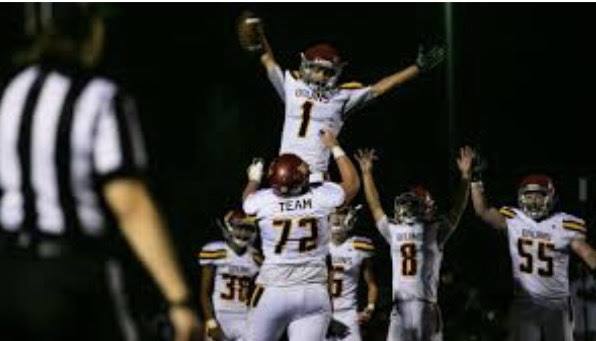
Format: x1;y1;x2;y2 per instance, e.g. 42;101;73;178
206;318;219;330
168;296;192;309
365;303;375;312
331;146;345;159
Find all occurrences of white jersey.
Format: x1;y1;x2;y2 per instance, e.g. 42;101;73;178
500;206;587;299
198;241;261;313
329;236;374;311
243;182;345;286
377;215;443;302
267;67;375;175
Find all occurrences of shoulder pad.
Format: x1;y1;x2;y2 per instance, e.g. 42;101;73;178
352;237;375;252
498;206;516;219
562;215;587;234
339;81;365;89
198;241;227;260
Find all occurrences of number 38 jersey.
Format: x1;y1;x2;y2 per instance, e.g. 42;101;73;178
198;241;261;313
267;67;375;176
243;182;345;286
376;215;443;303
500;207;587;299
329;236;375;311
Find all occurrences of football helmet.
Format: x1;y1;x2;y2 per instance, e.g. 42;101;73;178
300;43;345;92
219;210;257;249
394;186;436;224
267;154;310;196
517;174;555;220
330;205;362;236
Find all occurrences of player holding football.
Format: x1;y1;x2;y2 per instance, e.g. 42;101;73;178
237;12;446;182
327;205;379;341
355;146;474;341
199;210;262;341
470;173;596;341
241;129;360;341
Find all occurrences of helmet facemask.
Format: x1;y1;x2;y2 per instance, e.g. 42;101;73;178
218;211;257;250
330;205;361;244
518;185;553;221
299;53;344;93
394;193;425;225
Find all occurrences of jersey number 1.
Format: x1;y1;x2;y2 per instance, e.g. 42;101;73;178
298;101;313;137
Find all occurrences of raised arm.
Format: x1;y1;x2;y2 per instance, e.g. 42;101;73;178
572;238;596;271
242;158;264;202
199;265;225;341
437;147;473;245
470;181;507;230
358;258;379;325
354;149;386;223
370;44;446;97
320;129;360;203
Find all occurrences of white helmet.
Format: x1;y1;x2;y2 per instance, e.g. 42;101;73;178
330;205;362;236
299;43;345;92
218;210;257;249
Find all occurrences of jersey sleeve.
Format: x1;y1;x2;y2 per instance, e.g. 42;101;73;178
375;215;392;243
352;236;375;258
93;90;148;183
562;214;587;241
498;206;517;221
266;65;286;102
243;190;266;216
314;182;346;209
341;84;375;117
197;242;227;266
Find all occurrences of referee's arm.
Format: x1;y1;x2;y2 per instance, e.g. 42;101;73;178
95;92;202;340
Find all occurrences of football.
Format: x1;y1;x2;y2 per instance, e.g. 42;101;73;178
237;10;263;52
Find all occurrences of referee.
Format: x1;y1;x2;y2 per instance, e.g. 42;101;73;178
0;4;202;341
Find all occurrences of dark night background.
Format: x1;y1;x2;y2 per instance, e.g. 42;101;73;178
2;3;596;339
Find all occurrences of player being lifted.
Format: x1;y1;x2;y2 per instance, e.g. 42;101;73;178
199;210;262;341
237;12;446;182
470;173;596;341
241;130;360;341
355;147;474;341
327;205;379;341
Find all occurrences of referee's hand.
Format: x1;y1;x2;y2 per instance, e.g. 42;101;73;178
169;306;203;341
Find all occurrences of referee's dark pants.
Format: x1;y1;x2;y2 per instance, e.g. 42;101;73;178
0;233;137;341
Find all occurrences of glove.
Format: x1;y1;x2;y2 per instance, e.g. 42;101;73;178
416;44;447;73
326;318;351;339
247;158;264;183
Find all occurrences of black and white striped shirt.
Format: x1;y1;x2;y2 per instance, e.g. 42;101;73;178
0;65;146;238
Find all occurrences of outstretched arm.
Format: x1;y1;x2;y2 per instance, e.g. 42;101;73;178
572;238;596;271
321;129;360;203
437;147;473;246
354;149;386;223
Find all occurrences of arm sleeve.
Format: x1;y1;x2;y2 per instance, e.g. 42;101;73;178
375;215;392;243
243;192;262;216
314;182;346;209
266;66;286;102
343;86;376;117
563;215;587;242
93;90;147;183
198;242;227;266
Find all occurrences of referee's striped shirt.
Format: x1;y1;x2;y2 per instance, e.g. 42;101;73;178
0;64;147;238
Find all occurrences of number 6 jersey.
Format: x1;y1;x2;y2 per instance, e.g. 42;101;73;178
267;66;375;176
243;182;345;287
198;241;261;313
376;215;443;303
500;206;587;299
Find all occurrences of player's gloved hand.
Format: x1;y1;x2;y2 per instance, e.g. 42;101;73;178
206;318;225;341
326;318;351;339
247;158;264;183
415;44;447;73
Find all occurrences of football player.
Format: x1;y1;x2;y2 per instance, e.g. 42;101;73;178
327;205;379;341
237;12;446;182
199;210;262;341
355;146;474;341
470;173;596;341
241;129;360;341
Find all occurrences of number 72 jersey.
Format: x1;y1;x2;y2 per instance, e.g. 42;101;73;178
500;207;587;299
269;68;374;175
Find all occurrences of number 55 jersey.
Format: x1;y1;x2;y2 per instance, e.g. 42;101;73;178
499;207;587;299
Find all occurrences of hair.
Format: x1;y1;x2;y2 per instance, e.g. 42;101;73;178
14;4;102;68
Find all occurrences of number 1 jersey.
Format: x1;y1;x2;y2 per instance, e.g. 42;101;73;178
267;66;374;175
500;207;587;299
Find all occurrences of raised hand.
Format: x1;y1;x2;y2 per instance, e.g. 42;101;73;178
354;148;377;173
456;146;475;180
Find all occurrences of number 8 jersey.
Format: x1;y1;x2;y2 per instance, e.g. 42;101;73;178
243;182;345;287
500;206;587;299
267;66;375;177
376;215;443;303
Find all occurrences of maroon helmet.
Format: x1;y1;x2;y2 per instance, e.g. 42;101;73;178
267;154;310;196
517;174;555;220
